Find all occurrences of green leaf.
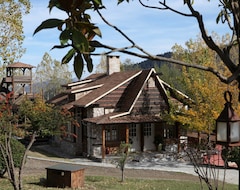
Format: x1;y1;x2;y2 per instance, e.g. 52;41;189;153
48;0;69;12
62;48;76;64
60;29;71;45
74;53;84;79
72;29;89;53
33;19;64;35
89;40;103;47
51;44;70;50
83;54;93;72
48;0;60;12
118;0;129;5
93;0;102;6
93;0;105;9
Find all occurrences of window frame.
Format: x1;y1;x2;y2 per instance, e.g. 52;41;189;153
105;125;118;141
144;123;152;137
129;124;137;137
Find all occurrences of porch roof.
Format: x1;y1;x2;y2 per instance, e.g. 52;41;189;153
83;112;162;125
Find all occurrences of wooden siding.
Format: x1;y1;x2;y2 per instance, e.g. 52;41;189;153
132;87;168;115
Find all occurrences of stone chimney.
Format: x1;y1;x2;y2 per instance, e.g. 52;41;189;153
107;55;120;75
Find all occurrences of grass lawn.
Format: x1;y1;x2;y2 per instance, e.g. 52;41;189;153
0;174;238;190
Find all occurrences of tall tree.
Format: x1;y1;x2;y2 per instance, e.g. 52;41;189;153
34;52;72;100
34;0;240;90
0;0;30;77
166;34;240;133
121;58;138;71
155;63;186;93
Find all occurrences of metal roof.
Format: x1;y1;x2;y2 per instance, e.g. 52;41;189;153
46;163;85;172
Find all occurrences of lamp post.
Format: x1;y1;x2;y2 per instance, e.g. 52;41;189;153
216;90;240;190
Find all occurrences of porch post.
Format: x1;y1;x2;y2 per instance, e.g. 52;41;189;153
102;125;106;159
125;124;129;144
176;123;180;153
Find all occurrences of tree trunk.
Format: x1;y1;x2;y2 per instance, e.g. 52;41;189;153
0;132;19;190
0;132;36;190
121;169;124;182
18;132;36;190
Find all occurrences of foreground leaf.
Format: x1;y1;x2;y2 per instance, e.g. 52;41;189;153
84;54;93;72
62;48;76;64
33;19;64;35
72;29;89;53
74;53;84;79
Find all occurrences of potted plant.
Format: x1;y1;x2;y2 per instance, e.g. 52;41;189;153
153;136;164;151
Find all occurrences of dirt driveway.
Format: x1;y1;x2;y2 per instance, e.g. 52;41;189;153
24;157;200;182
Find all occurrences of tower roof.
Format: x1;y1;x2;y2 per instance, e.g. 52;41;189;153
7;62;35;68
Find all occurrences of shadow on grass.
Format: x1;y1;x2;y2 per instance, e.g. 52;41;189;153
29;145;73;159
27;177;47;187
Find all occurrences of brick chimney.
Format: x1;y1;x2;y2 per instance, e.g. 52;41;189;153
107;55;120;75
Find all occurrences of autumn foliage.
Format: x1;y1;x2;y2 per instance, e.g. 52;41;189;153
0;95;78;190
166;35;240;133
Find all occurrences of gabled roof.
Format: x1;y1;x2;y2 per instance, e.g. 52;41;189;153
73;70;141;107
82;68;190;124
49;68;190;124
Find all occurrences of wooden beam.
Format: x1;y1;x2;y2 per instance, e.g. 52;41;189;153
102;125;106;159
125;124;129;144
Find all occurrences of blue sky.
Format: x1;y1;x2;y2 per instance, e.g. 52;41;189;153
21;0;229;79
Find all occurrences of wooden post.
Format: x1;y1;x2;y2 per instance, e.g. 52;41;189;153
125;124;129;144
30;68;33;93
176;123;180;153
140;124;144;151
102;125;106;159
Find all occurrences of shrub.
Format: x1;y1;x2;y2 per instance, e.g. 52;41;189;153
0;138;25;177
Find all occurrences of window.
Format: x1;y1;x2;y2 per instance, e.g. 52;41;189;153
163;126;175;138
105;126;118;141
144;123;152;136
129;124;136;137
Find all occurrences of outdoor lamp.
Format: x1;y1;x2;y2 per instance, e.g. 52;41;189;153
216;91;240;145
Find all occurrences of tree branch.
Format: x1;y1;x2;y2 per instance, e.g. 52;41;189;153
93;5;233;84
18;132;36;190
144;0;193;17
186;0;237;73
90;40;231;83
92;1;240;85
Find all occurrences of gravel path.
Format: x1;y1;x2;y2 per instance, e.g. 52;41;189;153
24;145;238;185
24;157;200;182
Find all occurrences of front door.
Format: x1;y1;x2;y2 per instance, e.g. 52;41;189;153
129;124;141;152
143;123;155;151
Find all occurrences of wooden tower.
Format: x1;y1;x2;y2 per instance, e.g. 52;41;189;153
0;62;35;102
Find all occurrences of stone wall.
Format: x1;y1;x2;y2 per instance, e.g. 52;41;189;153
52;136;78;156
91;124;103;158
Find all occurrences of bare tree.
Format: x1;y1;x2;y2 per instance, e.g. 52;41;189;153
186;141;228;190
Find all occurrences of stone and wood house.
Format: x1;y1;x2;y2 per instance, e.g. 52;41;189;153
49;56;190;160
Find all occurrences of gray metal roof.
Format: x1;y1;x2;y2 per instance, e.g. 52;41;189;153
46;163;85;172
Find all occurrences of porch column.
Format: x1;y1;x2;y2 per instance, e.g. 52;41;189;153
102;125;106;159
176;123;180;153
125;124;129;144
